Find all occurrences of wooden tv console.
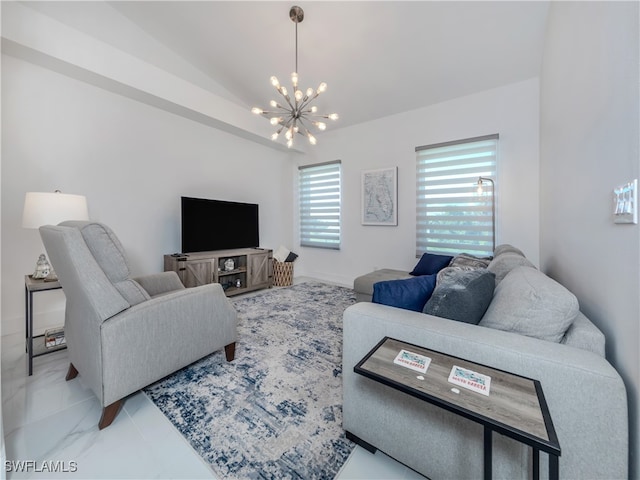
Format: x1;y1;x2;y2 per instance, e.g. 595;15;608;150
164;248;273;296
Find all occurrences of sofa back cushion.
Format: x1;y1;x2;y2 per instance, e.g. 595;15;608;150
488;251;535;285
479;266;579;343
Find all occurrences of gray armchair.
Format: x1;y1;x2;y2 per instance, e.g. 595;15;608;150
39;221;238;429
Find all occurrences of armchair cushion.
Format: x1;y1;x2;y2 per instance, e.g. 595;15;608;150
134;271;185;297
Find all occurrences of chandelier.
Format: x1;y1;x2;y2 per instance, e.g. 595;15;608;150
251;6;338;148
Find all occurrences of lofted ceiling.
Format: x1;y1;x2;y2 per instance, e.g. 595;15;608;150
22;1;550;131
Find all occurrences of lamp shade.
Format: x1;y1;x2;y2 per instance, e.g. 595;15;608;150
22;191;89;228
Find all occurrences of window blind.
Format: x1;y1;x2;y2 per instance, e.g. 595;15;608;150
299;160;341;249
415;135;498;257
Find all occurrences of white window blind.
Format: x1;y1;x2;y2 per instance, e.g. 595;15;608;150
299;160;341;249
416;134;498;258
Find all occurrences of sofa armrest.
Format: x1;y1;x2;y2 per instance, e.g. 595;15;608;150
342;302;628;479
100;283;237;405
133;271;185;297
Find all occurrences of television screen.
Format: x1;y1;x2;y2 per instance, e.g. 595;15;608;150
181;197;259;253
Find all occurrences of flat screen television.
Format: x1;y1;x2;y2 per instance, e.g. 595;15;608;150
181;197;259;253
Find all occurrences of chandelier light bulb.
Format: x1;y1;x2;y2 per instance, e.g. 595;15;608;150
251;6;337;148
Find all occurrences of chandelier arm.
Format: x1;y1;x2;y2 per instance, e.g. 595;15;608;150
297;117;312;136
298;92;320;112
278;90;296;111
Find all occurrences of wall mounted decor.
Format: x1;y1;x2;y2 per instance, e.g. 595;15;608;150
362;167;398;226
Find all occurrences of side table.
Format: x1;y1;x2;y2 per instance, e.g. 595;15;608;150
352;337;561;480
25;275;65;375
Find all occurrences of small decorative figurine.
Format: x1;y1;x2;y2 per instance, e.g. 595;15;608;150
33;254;51;279
224;258;235;271
236;279;242;288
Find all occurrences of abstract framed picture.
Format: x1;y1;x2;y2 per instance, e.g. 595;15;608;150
361;167;398;226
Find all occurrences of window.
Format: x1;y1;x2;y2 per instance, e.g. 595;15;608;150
299;160;341;249
415;134;498;258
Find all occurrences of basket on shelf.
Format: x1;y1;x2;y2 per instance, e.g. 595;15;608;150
273;260;294;287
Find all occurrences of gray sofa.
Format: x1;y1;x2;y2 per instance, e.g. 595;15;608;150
344;246;628;479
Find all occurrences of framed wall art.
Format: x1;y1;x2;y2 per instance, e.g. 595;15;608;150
361;167;398;226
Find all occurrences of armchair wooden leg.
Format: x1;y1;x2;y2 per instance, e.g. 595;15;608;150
98;400;123;430
224;342;236;362
65;363;79;381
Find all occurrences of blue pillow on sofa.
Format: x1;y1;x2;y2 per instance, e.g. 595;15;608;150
372;274;437;312
410;253;453;276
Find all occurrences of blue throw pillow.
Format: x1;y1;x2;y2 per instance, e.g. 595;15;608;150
410;253;453;276
372;274;437;312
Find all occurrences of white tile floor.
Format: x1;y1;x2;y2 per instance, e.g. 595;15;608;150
2;330;425;480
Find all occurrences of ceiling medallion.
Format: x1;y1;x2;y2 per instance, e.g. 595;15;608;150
251;6;338;148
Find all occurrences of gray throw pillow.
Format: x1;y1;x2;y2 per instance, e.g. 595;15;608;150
423;269;496;324
479;266;579;343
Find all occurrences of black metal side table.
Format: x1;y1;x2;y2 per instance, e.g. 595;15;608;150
25;274;65;375
352;337;561;480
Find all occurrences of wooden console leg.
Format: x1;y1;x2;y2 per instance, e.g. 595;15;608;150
224;342;236;362
65;363;79;381
98;400;123;430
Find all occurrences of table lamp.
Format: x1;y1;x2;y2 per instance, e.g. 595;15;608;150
22;190;89;281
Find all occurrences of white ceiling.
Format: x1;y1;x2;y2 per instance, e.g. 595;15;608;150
23;1;550;130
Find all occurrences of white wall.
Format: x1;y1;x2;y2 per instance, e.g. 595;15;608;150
295;78;540;286
1;53;294;335
540;2;639;478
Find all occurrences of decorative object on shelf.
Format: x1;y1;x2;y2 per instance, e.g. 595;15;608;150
22;190;89;281
32;253;52;279
476;176;496;252
224;258;235;271
361;167;398;226
236;279;242;288
251;5;338;148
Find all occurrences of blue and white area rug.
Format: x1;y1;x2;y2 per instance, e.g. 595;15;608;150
144;282;357;479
